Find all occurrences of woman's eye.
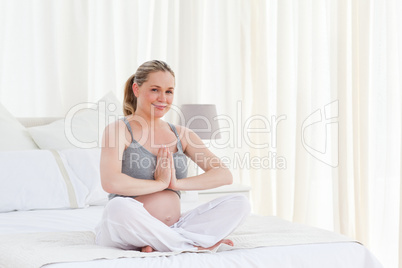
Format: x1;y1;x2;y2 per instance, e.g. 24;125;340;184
167;90;173;94
151;88;158;92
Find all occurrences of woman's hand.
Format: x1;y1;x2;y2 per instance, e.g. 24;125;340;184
154;146;171;188
169;126;233;191
168;149;179;191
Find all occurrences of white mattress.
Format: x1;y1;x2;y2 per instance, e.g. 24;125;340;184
0;206;383;268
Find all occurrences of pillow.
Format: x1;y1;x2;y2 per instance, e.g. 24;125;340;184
28;92;123;150
59;148;108;206
0;103;39;151
0;150;89;212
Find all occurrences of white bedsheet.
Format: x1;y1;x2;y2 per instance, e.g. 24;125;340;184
0;206;383;268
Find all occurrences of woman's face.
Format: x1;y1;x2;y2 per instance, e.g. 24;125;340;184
133;71;175;118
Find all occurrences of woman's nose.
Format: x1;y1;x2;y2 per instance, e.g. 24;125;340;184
158;92;167;102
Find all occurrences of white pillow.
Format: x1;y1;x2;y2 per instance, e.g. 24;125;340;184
0;103;39;151
0;150;89;212
28;92;123;150
59;148;108;206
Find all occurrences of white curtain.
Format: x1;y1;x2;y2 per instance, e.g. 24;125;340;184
0;0;401;267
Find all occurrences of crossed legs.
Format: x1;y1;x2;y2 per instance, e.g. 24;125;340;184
95;194;251;252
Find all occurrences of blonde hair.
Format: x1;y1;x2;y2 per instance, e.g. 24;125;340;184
123;60;175;116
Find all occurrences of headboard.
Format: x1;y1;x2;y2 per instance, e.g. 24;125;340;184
17;117;64;128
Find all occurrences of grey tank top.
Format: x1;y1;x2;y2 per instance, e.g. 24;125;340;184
109;117;188;200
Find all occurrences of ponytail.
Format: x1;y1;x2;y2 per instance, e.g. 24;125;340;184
123;74;137;116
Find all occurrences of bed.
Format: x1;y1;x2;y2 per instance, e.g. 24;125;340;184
0;206;383;268
0;96;383;268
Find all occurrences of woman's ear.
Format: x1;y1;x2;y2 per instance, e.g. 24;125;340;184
132;83;139;98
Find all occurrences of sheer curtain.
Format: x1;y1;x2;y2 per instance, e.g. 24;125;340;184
0;0;401;267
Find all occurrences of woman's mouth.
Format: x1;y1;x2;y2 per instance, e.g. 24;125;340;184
152;104;167;110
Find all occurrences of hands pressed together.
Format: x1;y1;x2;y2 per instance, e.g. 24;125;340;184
154;145;178;191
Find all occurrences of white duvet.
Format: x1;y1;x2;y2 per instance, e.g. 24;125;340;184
0;206;383;268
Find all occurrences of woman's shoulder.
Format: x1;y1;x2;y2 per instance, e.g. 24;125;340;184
170;124;200;150
104;117;127;132
102;117;132;145
170;124;191;137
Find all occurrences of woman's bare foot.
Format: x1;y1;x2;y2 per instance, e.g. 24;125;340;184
197;239;234;251
141;245;154;252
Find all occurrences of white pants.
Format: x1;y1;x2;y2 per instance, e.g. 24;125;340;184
95;194;251;252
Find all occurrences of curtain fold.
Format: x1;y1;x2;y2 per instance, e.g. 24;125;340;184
351;0;371;246
335;0;354;239
292;0;311;225
0;0;401;267
400;135;402;268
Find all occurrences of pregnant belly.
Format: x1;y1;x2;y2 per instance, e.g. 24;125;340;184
135;190;181;226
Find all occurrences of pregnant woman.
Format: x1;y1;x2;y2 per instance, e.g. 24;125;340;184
95;60;250;252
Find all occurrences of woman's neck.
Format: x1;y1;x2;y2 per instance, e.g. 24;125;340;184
130;110;165;129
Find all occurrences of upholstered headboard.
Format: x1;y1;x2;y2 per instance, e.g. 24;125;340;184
17;117;63;128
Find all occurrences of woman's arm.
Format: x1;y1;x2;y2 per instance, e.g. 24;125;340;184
100;120;170;196
170;126;233;191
